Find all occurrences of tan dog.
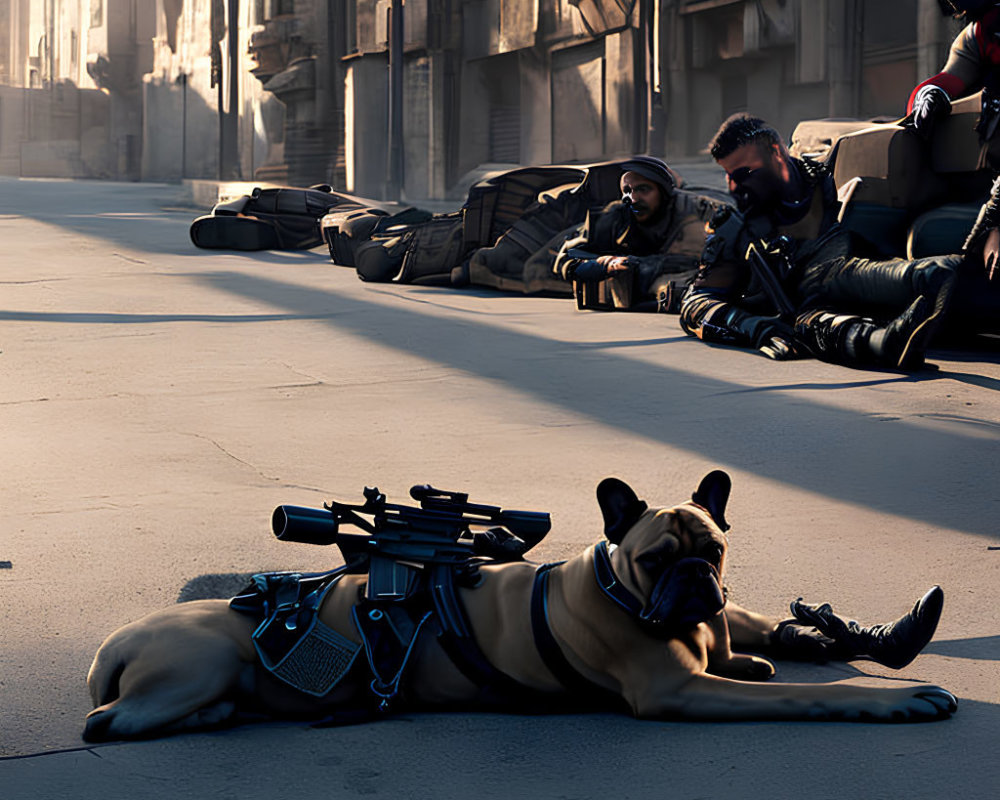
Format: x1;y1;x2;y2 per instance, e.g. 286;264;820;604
84;472;956;741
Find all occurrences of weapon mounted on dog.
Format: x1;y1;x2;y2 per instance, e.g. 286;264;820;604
272;485;551;601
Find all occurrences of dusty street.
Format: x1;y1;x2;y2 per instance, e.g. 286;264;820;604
0;175;998;799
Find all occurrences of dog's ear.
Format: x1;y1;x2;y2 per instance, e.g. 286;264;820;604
691;470;732;532
597;477;648;544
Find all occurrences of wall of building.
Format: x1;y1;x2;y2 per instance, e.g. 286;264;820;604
0;0;974;193
345;54;389;197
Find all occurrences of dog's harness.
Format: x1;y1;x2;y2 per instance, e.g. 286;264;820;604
230;538;725;717
231;560;533;714
526;543;725;704
230;568;362;698
529;561;617;700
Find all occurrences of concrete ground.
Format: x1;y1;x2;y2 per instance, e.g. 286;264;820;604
0;175;998;799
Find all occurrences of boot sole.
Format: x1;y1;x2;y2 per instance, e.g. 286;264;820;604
190;215;281;251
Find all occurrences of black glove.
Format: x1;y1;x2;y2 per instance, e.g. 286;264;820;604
911;84;952;140
769;619;849;662
759;335;809;361
788;586;944;669
572;259;607;282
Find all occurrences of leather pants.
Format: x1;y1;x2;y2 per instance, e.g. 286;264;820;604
795;254;960;313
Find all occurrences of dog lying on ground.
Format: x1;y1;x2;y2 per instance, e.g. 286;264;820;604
83;471;955;741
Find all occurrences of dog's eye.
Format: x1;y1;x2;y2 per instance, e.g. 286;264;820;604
636;541;677;572
636;551;664;572
702;543;725;564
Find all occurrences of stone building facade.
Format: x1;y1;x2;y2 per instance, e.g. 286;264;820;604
0;0;966;196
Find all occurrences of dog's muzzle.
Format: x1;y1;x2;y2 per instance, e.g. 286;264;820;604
643;557;726;634
593;542;726;638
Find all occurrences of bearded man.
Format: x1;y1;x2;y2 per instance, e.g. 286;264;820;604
678;114;960;369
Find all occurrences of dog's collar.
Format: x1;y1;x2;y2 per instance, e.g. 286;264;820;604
592;541;645;618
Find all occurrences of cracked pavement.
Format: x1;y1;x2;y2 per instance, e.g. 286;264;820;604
0;176;998;799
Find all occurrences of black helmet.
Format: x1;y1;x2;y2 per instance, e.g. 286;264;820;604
938;0;999;20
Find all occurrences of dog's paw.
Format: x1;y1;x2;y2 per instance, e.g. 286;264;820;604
910;687;958;719
837;685;958;723
745;656;777;682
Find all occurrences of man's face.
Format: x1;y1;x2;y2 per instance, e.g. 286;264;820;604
620;172;663;223
716;141;791;213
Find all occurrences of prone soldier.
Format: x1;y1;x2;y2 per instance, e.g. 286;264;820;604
553;157;724;312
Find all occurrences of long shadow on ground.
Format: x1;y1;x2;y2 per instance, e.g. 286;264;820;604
175;269;1000;539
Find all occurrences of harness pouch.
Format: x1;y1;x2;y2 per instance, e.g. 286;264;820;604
254;614;363;697
233;570;362;697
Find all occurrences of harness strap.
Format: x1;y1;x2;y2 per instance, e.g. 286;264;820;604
430;564;533;700
530;562;618;701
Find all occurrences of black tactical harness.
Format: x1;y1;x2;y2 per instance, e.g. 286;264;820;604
526;542;726;705
529;561;617;702
231;540;725;717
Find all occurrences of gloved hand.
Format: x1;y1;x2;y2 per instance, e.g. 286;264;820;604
759;335;807;360
984;227;1000;280
572;259;607;282
573;255;635;282
769;619;847;662
596;255;634;274
911;84;952;140
788;586;944;669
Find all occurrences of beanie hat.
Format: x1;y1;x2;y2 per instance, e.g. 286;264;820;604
619;156;677;194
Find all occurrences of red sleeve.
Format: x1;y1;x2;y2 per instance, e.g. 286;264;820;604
907;73;968;113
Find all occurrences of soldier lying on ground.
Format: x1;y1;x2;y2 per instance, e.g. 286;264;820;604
323;159;727;303
552;157;724;312
679;113;999;369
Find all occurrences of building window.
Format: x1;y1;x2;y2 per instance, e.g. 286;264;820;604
90;0;103;28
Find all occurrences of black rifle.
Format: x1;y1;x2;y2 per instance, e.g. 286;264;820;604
744;236;797;319
271;485;551;601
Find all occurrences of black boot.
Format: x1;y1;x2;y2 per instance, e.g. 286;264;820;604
788;586;944;669
867;278;954;369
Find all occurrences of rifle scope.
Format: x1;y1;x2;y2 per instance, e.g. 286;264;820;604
271;505;339;545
